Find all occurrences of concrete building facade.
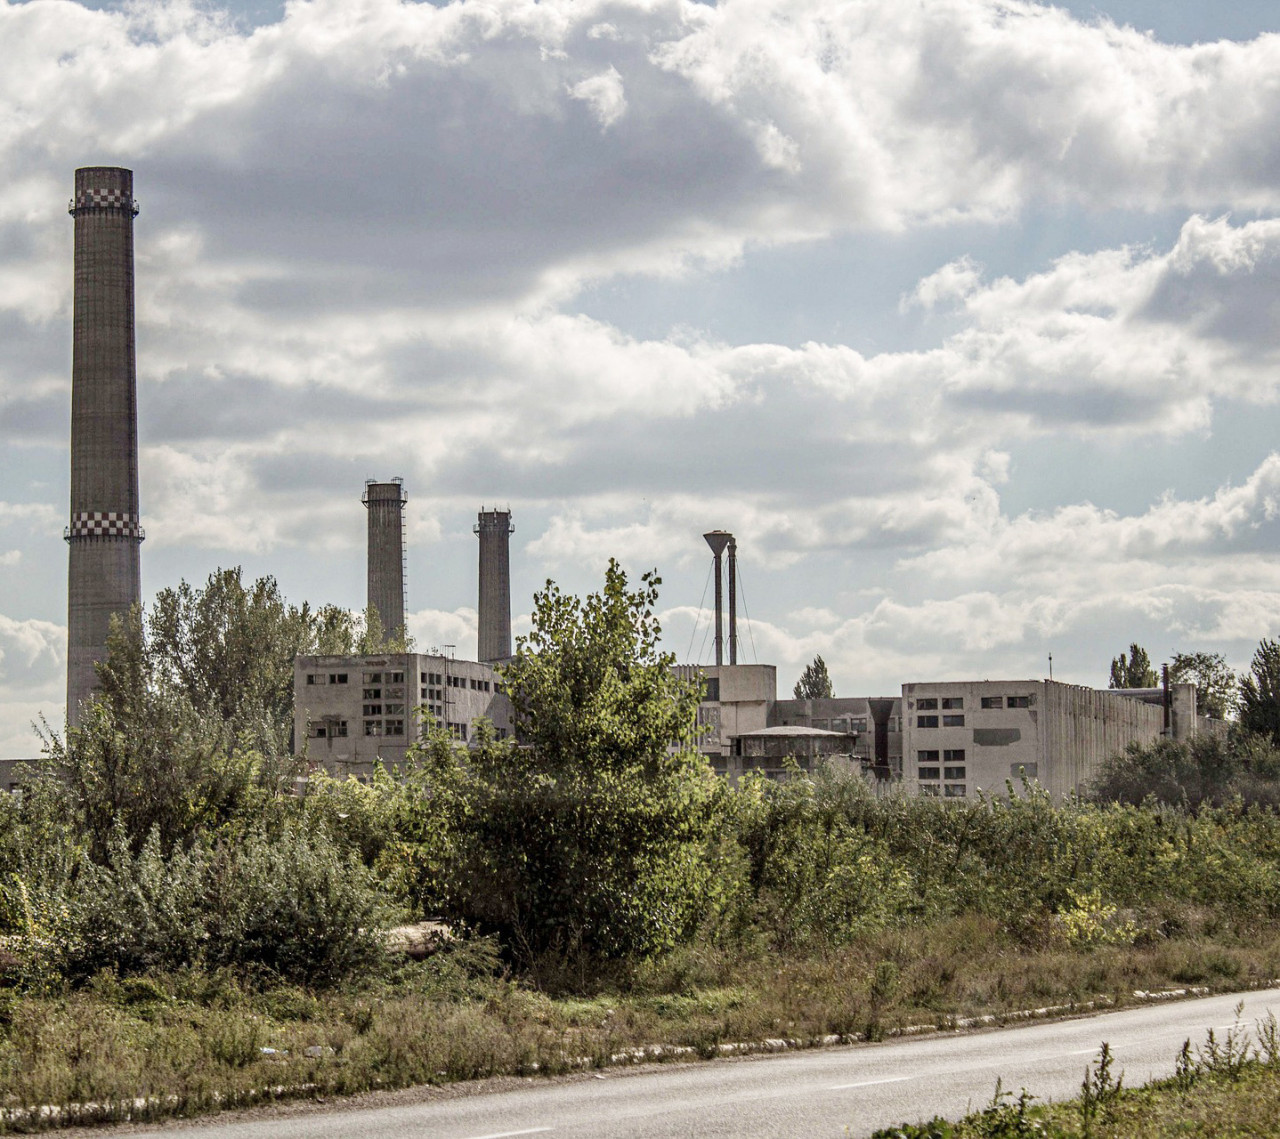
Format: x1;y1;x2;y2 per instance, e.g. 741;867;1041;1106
294;652;513;777
362;479;407;641
771;696;903;778
900;679;1195;801
66;167;144;726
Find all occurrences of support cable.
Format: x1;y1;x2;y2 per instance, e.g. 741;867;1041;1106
684;558;714;663
737;566;759;664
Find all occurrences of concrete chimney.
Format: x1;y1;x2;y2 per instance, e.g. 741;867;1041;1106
362;478;407;642
704;530;731;667
66;167;143;726
475;508;514;663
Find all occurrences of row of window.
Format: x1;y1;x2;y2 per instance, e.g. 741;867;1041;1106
306;673;349;686
917;715;966;728
918;766;967;780
917;695;1032;711
919;784;967;797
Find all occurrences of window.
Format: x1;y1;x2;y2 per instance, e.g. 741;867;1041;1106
941;697;963;710
421;688;428;700
306;673;324;686
308;722;327;738
384;719;404;736
704;678;720;701
944;766;966;780
385;686;404;698
917;750;939;762
917;698;938;710
832;719;848;733
388;671;404;683
333;720;348;737
363;687;381;699
384;703;405;716
920;783;940;797
944;784;967;798
853;718;868;732
918;766;940;780
483;680;491;692
813;718;829;730
362;672;382;684
981;696;1003;709
1007;696;1030;708
363;720;382;736
942;715;965;727
917;715;939;728
1011;762;1038;779
943;749;966;762
363;703;382;716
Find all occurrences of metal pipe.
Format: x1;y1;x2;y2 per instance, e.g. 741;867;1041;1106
728;536;738;666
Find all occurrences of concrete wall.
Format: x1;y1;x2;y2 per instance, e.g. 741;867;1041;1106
1041;681;1165;800
903;681;1044;799
66;166;143;725
294;652;512;777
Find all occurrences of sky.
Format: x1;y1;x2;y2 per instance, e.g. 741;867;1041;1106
2;0;1280;755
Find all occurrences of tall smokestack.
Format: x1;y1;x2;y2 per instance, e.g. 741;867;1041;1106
704;530;730;667
66;167;143;727
727;535;738;666
363;478;407;642
475;508;514;663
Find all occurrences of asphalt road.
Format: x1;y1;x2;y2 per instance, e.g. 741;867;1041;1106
137;987;1280;1139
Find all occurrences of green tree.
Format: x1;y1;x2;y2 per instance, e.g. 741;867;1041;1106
1108;643;1158;689
793;654;834;699
1169;651;1237;720
39;609;282;861
1239;639;1280;745
439;560;722;966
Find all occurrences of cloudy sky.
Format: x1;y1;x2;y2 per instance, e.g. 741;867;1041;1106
2;0;1280;755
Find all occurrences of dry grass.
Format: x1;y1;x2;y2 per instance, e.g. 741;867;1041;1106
0;922;1278;1131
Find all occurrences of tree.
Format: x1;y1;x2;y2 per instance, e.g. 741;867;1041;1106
793;655;834;699
438;560;722;966
1239;639;1280;745
1169;651;1237;720
1108;643;1158;689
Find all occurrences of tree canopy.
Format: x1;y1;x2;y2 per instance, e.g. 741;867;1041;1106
436;560;722;965
1168;650;1237;721
1108;643;1158;690
1239;639;1280;745
793;654;834;699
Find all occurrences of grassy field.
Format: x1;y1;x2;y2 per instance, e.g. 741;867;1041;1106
0;921;1277;1131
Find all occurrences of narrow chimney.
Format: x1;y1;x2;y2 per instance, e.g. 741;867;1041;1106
66;167;143;726
728;535;738;666
363;478;407;643
475;508;514;663
704;530;731;667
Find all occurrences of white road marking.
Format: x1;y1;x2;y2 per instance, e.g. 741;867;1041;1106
464;1129;553;1139
830;1076;912;1090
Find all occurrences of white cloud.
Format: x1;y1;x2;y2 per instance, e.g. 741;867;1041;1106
568;66;628;130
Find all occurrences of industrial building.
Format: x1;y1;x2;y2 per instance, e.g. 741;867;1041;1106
48;164;1229;807
293;652;513;776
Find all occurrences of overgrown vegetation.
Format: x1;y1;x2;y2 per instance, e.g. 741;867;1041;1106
7;568;1280;1127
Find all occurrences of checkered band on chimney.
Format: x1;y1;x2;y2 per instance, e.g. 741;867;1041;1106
66;512;144;540
68;189;139;216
